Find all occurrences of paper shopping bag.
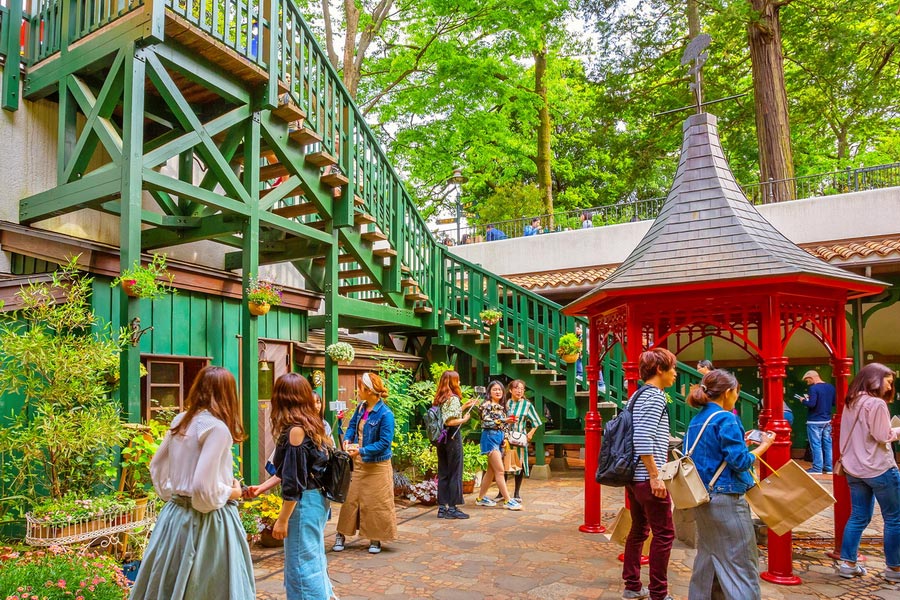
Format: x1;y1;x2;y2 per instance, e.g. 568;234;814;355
745;459;835;536
604;506;652;552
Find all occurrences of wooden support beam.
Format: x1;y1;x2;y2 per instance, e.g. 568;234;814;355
20;165;121;223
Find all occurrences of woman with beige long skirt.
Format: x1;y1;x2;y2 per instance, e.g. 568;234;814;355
333;372;397;554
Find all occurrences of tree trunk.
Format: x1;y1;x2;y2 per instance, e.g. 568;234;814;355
534;45;554;221
342;0;361;97
747;0;795;203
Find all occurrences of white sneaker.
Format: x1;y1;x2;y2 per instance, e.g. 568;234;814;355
332;533;345;552
621;587;649;599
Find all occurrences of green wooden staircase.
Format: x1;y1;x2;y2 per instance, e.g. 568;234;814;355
6;1;760;458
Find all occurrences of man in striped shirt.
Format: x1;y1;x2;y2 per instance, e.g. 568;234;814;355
623;348;677;600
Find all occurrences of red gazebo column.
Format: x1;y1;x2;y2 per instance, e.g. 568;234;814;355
759;355;802;585
830;309;853;558
580;318;605;533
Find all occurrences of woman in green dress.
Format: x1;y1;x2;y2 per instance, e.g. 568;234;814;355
505;379;543;502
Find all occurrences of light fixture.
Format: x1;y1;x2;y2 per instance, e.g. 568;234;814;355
258;339;270;372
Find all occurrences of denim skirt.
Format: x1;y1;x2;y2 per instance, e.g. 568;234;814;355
130;497;255;600
284;489;333;600
480;429;505;454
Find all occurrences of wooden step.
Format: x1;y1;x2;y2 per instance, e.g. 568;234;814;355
260;163;289;181
234;148;277;165
306;151;338;168
289;128;322;146
313;253;357;266
272;202;317;218
361;230;388;243
458;328;480;336
401;277;418;288
339;283;380;294
511;359;537;366
261;185;304;201
444;319;463;327
305;220;328;230
414;306;433;315
372;247;397;258
475;338;491;345
549;380;568;386
405;292;429;302
400;265;411;274
530;369;556;375
355;212;376;226
338;269;368;280
497;348;518;355
272;102;306;122
321;172;349;188
575;391;590;398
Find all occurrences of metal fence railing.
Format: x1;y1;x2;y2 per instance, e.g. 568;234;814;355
457;162;900;244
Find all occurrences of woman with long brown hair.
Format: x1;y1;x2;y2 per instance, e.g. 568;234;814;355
433;370;476;519
836;363;900;582
131;366;255;599
334;372;397;554
268;373;335;599
474;380;521;510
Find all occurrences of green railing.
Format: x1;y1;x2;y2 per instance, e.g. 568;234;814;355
165;0;266;66
603;351;761;436
440;249;589;374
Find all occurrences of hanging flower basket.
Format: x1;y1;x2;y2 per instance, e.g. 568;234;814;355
326;342;355;364
560;353;580;364
121;279;139;297
248;301;271;316
557;333;583;363
479;309;502;327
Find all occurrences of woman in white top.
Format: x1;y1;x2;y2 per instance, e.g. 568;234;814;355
130;366;255;600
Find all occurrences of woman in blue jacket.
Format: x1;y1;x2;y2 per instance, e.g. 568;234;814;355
684;370;775;600
333;372;397;554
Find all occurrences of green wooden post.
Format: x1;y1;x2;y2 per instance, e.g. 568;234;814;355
565;360;577;419
323;228;340;422
263;0;279;108
1;0;22;111
533;394;546;466
118;44;145;424
57;76;77;183
240;111;261;485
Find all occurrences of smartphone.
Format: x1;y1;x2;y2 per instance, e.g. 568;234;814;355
746;429;766;444
793;394;806;401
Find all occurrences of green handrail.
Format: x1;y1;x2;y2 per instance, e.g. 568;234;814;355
603;352;761;435
440;249;589;374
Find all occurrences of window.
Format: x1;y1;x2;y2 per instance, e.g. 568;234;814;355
142;356;210;422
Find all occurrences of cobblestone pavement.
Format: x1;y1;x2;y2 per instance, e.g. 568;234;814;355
252;467;899;600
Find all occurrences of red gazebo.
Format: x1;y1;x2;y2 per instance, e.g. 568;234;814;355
564;112;884;584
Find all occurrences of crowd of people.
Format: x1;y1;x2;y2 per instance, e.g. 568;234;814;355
127;352;899;600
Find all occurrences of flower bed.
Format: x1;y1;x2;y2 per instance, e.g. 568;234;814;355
0;545;129;599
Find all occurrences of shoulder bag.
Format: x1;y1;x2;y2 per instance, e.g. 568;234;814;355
658;410;729;509
506;430;528;447
833;413;860;477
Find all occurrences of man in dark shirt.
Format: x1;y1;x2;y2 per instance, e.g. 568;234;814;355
801;370;836;474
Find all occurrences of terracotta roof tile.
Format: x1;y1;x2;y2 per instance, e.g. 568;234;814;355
506;267;616;290
803;238;900;263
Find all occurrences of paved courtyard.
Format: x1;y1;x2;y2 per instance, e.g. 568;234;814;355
252;467;898;600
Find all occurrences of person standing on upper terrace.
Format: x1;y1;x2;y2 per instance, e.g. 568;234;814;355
801;369;836;474
581;211;593;228
524;217;543;236
485;224;507;241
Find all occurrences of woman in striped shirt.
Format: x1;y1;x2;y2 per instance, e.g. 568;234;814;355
505;380;542;502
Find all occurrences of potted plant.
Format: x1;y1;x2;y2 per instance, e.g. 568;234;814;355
325;341;355;364
479;308;502;326
0;258;129;514
27;493;138;540
557;332;583;364
246;274;283;316
112;253;176;299
406;477;439;506
241;493;284;547
462;441;488;494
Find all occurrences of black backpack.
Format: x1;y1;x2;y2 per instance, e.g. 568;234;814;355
320;448;354;503
595;386;652;487
424;404;446;444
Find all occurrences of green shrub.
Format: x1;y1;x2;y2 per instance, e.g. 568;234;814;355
0;546;129;599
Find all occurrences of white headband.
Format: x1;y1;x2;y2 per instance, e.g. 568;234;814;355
361;373;376;393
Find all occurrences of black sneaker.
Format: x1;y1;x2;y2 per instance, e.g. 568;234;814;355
446;507;470;519
437;506;447;519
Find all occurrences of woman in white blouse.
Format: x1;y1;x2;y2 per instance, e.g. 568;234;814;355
130;366;256;599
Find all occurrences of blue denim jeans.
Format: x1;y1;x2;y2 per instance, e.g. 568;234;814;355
806;421;832;472
284;490;333;599
840;467;900;568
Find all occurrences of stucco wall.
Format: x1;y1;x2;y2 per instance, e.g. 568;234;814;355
451;187;900;276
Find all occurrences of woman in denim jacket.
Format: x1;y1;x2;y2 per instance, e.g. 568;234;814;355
334;372;397;554
683;370;774;600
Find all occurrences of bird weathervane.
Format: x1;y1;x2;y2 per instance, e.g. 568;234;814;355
681;33;711;113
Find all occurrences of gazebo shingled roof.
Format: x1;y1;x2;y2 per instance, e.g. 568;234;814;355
568;113;879;309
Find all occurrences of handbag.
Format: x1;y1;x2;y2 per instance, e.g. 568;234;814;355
319;448;354;504
658;411;728;509
745;456;836;536
506;430;528;447
833;414;861;477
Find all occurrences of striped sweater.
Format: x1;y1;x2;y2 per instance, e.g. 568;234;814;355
631;386;670;482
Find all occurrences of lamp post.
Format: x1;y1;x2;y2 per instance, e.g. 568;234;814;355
449;168;468;243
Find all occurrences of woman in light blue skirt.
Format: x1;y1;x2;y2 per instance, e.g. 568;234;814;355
131;366;255;600
270;373;335;599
